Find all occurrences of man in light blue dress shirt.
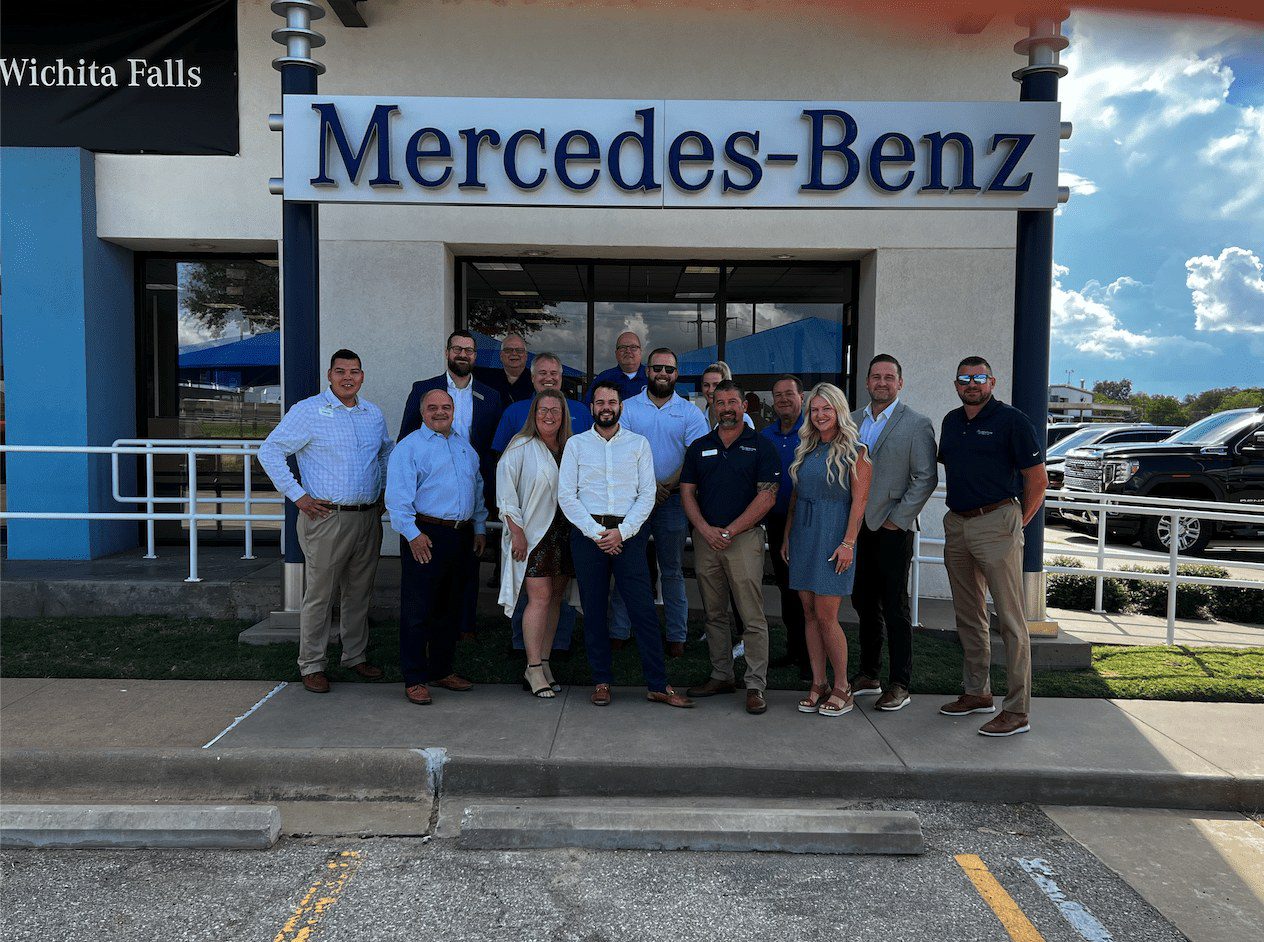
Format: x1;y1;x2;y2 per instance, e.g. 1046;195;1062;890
387;388;488;706
258;349;394;694
614;347;710;655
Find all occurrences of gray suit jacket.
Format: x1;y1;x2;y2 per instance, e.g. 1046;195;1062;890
851;401;938;532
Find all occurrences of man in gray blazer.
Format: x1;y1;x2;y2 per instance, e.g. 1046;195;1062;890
850;354;938;711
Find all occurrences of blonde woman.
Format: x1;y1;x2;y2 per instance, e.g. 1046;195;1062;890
497;389;574;698
781;383;872;717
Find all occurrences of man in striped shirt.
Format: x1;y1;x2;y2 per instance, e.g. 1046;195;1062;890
259;349;394;694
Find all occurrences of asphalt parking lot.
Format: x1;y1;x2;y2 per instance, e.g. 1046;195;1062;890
0;801;1189;942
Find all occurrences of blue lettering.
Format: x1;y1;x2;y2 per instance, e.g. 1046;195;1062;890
668;130;714;192
986;133;1035;193
457;128;502;190
404;127;453;188
311;102;400;188
801;109;859;192
608;107;660;192
919;131;980;192
554;129;601;191
721;131;762;193
868;131;915;193
504;129;548;190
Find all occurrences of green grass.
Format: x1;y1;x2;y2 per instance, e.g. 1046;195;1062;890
3;615;1261;702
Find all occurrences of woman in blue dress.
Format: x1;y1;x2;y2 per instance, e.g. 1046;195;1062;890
781;383;872;718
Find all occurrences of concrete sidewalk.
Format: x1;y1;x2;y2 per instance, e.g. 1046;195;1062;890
2;678;1261;812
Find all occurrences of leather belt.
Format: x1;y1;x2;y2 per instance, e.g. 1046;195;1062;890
331;503;377;512
592;515;625;528
416;513;473;530
952;498;1018;519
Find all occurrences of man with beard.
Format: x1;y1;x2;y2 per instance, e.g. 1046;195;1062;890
558;380;693;709
848;354;938;713
587;331;648;404
681;381;781;714
938;356;1047;737
399;330;500;638
387;388;487;705
475;332;534;408
614;348;709;657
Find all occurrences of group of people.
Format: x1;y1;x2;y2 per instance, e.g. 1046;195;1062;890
258;328;1047;738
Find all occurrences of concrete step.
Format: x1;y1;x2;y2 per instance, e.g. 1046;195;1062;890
0;804;281;849
457;801;926;855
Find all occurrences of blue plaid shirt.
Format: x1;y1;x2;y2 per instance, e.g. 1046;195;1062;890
258;387;393;504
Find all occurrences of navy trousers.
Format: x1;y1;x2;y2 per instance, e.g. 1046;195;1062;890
399;524;473;686
570;528;668;692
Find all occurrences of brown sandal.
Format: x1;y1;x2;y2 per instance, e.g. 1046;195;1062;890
591;683;612;706
798;682;830;714
819;685;855;717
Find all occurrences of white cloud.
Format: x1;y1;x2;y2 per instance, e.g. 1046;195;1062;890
1186;246;1264;334
1198;106;1264;216
1059;170;1098;196
1052;264;1157;358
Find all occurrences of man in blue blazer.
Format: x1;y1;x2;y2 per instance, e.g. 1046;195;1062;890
399;329;504;637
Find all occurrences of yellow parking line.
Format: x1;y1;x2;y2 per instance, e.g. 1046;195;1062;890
274;850;362;942
956;854;1047;942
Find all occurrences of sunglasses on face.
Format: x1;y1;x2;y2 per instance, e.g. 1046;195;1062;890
649;364;678;374
956;374;991;385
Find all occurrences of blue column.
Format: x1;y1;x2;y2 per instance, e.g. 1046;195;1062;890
0;147;136;559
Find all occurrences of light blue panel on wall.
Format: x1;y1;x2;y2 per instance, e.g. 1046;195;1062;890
1;147;136;559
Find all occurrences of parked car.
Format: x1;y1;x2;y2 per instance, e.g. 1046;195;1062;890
1045;424;1181;492
1058;407;1264;554
1047;422;1093;447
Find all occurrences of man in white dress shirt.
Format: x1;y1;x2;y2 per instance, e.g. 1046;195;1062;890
258;349;394;694
558;380;693;709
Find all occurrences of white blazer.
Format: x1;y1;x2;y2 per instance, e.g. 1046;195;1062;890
495;436;563;616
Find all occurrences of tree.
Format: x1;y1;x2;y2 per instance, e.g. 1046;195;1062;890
465;299;566;340
1092;379;1133;402
183;262;279;335
1133;393;1188;426
1182;387;1242;421
1221;388;1264;411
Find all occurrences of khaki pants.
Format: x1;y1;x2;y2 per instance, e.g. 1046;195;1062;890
943;502;1031;714
694;527;770;692
296;508;382;676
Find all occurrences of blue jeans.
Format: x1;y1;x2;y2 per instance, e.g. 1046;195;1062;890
609;493;688;643
571;528;668;692
510;591;577;651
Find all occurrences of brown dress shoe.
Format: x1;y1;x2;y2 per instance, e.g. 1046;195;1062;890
939;694;996;716
850;674;883;696
685;677;737;698
302;672;331;693
610;638;628;651
591;683;612;706
348;663;384;681
667;641;686;658
875;684;912;712
647;687;694;708
404;683;432;705
431;674;473;692
745;689;767;715
979;711;1031;737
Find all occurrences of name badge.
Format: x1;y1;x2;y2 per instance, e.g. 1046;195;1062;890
701;448;718;457
473;390;485;401
318;405;336;416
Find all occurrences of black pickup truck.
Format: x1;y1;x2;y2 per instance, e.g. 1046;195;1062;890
1058;406;1264;554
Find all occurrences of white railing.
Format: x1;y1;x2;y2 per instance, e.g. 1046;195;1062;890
0;442;283;583
909;485;1264;643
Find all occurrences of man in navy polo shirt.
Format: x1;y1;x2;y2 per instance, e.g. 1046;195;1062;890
586;331;648;404
761;374;809;678
937;356;1048;737
680;380;781;715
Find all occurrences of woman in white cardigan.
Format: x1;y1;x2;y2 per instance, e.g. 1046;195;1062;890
496;388;574;698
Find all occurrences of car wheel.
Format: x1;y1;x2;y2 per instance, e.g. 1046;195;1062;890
1139;514;1213;556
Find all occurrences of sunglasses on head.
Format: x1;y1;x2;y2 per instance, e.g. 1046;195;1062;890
649;364;678;374
956;373;991;385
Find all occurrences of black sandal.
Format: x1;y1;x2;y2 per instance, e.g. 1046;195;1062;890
522;664;555;698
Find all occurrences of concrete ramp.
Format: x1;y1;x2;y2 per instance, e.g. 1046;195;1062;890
458;801;925;855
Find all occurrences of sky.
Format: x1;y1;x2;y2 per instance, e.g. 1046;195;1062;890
1052;11;1264;397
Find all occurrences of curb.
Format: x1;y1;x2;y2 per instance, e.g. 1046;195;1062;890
2;748;1259;813
0;804;281;850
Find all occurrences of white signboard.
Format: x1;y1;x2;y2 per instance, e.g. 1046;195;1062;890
281;96;1061;210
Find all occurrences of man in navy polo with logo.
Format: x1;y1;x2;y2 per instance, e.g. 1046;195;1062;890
937;356;1048;738
680;380;781;715
586;330;648;404
761;374;809;678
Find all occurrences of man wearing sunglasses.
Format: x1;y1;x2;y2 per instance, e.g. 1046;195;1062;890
615;347;710;657
938;356;1048;737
